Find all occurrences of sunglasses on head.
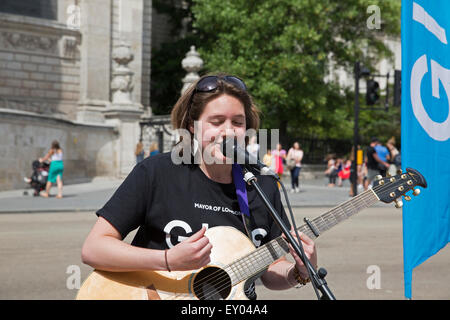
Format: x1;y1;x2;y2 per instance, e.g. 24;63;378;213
181;75;247;128
195;75;247;92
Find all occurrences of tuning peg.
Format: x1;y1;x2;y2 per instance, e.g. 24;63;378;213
394;199;403;208
404;195;411;201
386;172;391;177
375;175;383;181
397;169;403;175
412;188;421;196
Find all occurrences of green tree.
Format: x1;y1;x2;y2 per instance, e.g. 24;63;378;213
191;0;401;144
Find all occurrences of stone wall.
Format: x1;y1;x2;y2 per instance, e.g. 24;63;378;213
0;0;181;191
0;109;117;191
111;0;149;109
0;12;81;120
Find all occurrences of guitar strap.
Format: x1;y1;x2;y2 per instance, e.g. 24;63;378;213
232;164;260;300
232;163;252;240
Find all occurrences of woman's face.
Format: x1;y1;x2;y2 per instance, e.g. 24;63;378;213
191;94;246;164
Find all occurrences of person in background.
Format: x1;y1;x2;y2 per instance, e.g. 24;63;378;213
386;137;400;176
365;137;390;189
374;140;389;177
272;143;286;181
324;158;338;187
39;140;64;199
337;159;351;187
334;158;343;184
246;135;260;160
135;141;145;164
286;142;304;193
262;149;274;171
149;142;160;157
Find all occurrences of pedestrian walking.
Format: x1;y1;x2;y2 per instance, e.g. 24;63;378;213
39;140;64;198
286;142;303;193
365;137;390;189
374;140;389;177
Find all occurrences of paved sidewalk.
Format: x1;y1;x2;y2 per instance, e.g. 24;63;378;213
0;177;123;213
0;176;389;214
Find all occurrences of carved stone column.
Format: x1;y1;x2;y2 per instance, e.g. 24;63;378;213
181;46;204;94
103;40;143;177
110;41;137;106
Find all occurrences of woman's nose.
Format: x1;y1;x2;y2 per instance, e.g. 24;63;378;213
220;121;236;136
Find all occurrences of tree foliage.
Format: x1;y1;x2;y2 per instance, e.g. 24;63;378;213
191;0;401;144
150;0;198;115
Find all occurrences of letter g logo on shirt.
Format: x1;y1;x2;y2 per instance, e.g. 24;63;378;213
164;220;210;248
164;220;192;248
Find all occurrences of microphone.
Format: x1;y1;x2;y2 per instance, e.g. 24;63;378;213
220;137;278;178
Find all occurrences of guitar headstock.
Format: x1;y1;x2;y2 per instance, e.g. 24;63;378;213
371;168;427;208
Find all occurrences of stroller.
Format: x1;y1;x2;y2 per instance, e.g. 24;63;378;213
25;160;50;196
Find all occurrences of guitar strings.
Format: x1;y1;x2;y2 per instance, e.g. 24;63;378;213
181;185;388;299
190;187;378;299
168;179;411;300
184;189;370;299
191;182;402;300
310;177;411;233
172;193;380;299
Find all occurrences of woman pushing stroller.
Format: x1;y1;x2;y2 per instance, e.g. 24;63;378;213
38;140;64;198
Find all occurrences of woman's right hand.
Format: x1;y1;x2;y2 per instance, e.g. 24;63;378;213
166;227;213;271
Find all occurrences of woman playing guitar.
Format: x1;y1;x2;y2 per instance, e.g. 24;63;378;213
81;74;317;300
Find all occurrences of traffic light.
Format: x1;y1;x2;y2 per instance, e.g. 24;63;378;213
394;70;401;106
366;79;380;105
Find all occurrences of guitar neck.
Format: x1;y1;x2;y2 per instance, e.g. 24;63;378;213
227;188;380;285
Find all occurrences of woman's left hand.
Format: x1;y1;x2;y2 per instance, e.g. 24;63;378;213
284;227;317;278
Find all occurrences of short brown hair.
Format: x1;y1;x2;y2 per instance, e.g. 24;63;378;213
51;140;60;150
171;73;261;133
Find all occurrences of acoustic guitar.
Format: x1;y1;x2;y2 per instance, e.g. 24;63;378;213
76;168;426;300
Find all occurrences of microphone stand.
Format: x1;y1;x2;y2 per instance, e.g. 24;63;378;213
241;166;336;300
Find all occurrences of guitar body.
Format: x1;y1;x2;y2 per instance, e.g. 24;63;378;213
76;226;256;300
76;168;427;300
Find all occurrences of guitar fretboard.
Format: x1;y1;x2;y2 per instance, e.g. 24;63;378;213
226;189;380;285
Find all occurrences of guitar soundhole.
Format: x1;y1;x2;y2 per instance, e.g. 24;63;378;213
192;266;232;300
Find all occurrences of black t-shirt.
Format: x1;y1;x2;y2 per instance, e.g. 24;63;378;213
97;151;290;253
366;146;378;170
96;152;290;300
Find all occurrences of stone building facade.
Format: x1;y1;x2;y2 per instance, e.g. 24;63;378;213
0;0;176;191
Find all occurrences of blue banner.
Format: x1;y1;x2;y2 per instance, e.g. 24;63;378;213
401;1;450;299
